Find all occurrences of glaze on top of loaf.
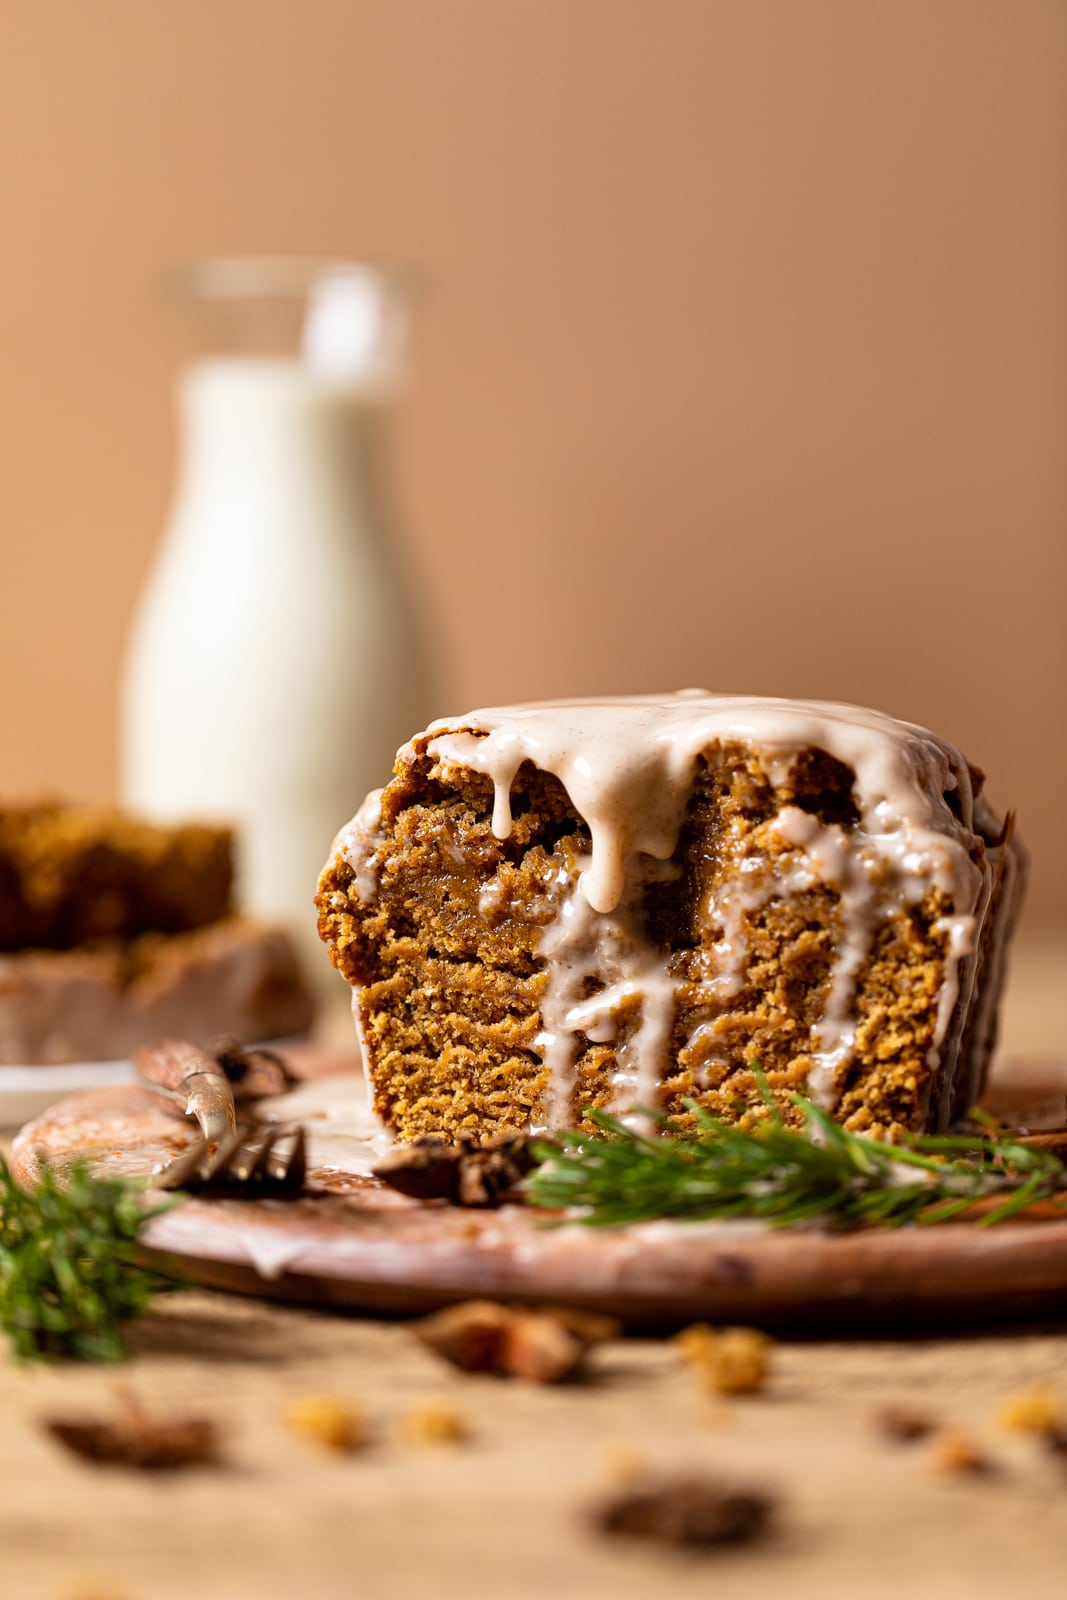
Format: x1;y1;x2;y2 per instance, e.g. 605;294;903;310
426;693;984;912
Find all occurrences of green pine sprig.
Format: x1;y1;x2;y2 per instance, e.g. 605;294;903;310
0;1156;169;1362
525;1095;1067;1231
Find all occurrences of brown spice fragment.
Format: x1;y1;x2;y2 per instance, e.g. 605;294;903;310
930;1429;992;1475
211;1036;295;1099
873;1406;937;1442
414;1299;617;1382
45;1390;219;1470
374;1132;538;1207
676;1324;772;1395
285;1395;368;1453
595;1474;775;1548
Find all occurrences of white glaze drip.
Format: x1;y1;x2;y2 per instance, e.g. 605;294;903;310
770;806;876;1108
333;788;385;903
532;858;677;1125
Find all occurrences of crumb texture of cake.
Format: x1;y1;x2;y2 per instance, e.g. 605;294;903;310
0;802;313;1063
316;694;1024;1142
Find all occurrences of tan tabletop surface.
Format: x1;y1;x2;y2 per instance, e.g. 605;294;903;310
2;934;1066;1600
2;1293;1066;1600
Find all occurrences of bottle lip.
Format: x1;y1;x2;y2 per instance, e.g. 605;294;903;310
166;258;420;380
166;256;422;303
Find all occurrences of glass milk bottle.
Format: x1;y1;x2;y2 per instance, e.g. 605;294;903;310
121;260;429;989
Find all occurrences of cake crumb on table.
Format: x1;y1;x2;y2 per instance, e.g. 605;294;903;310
995;1386;1063;1437
400;1403;468;1446
675;1324;772;1395
284;1395;368;1453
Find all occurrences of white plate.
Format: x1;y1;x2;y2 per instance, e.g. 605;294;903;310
0;1060;137;1130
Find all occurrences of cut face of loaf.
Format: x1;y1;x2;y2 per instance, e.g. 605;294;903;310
316;695;1025;1142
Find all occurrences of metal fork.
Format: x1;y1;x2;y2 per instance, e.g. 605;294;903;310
150;1118;308;1195
132;1038;307;1196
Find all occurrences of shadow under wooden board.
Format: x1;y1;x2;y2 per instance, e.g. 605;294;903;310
11;1058;1067;1333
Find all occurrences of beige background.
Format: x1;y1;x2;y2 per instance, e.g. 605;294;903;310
1;1;1065;928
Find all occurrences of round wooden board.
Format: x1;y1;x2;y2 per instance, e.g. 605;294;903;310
11;1060;1067;1332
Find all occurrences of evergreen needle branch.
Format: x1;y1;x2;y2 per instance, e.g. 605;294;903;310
525;1096;1067;1231
0;1157;171;1362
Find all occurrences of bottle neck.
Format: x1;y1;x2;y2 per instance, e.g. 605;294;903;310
172;358;396;548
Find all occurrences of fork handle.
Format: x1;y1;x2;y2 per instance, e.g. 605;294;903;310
133;1038;218;1092
132;1038;237;1145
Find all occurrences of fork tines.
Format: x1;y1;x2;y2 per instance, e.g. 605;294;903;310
152;1122;307;1196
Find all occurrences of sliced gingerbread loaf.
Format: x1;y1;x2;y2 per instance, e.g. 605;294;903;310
317;695;1024;1142
0;801;313;1061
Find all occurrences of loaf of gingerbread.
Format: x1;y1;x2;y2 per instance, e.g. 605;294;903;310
316;694;1024;1141
0;801;314;1062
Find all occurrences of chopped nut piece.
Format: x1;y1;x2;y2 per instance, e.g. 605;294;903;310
414;1299;616;1382
401;1404;468;1446
930;1429;992;1475
996;1387;1064;1438
502;1311;586;1383
374;1133;538;1207
873;1406;937;1442
285;1396;367;1453
595;1474;775;1548
676;1324;772;1395
45;1389;219;1470
414;1300;513;1372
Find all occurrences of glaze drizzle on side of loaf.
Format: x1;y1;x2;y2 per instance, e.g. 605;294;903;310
342;693;997;1123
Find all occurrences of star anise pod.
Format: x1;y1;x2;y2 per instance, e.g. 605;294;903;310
45;1389;220;1470
373;1132;539;1207
210;1037;295;1099
595;1474;775;1548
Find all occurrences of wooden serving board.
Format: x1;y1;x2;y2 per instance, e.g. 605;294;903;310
11;1059;1067;1332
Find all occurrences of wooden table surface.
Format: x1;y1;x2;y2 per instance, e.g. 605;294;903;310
2;935;1066;1600
2;1291;1066;1600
